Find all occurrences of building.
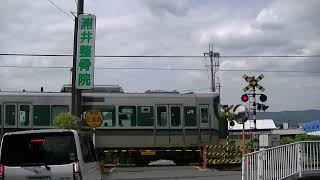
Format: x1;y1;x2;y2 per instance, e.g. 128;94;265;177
300;120;320;136
227;119;277;144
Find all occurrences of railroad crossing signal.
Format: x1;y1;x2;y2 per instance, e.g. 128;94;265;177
257;103;269;112
221;104;234;118
241;94;249;102
243;74;265;92
260;94;267;102
221;104;234;112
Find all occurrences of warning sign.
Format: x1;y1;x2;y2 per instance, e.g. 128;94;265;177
85;109;103;128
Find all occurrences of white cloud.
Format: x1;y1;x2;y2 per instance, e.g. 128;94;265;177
0;0;319;111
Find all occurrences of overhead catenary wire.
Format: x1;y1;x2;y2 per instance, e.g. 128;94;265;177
0;65;319;74
1;53;320;59
47;0;74;20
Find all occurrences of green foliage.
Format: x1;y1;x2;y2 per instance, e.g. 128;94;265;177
53;112;79;130
227;139;236;146
220;111;235;121
281;134;320;145
246;140;253;149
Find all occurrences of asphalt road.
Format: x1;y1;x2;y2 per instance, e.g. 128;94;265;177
103;166;241;180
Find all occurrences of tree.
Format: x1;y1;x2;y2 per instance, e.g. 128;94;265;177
281;134;320;145
53;112;80;130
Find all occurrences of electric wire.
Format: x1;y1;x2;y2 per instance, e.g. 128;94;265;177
47;0;74;20
0;65;318;74
1;53;320;59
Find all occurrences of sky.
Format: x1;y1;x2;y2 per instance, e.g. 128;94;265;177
1;0;320;111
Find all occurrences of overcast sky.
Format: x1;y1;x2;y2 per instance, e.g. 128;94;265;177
1;0;320;111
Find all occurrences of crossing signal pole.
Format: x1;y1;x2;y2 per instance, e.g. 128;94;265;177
204;44;220;92
242;74;267;150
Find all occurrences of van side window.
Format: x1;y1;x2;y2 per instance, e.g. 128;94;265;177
79;135;96;163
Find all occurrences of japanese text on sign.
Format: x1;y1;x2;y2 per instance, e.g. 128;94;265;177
76;14;96;89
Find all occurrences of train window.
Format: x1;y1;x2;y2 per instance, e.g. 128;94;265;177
5;105;16;126
170;106;181;127
137;106;154;126
82;106;116;127
51;105;69;125
157;106;167;127
33;105;50;126
119;106;136;127
200;107;209;124
184;106;197;126
141;107;150;113
19;105;30;126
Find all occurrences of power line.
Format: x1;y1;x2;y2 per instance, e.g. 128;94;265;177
0;65;319;74
47;0;74;20
1;53;320;59
223;55;320;58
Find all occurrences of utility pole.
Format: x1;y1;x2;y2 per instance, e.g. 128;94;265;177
204;44;220;92
216;77;222;98
72;0;84;117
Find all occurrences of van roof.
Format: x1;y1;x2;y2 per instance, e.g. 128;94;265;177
4;129;76;135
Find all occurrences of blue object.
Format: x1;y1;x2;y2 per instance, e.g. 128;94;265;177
301;120;320;133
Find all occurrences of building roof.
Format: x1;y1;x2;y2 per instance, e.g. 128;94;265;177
272;129;305;136
228;119;277;131
307;131;320;136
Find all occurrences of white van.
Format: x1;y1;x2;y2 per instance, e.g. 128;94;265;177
0;129;102;180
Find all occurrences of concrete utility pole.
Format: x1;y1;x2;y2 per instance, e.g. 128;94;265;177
216;77;222;98
204;44;220;92
72;0;84;117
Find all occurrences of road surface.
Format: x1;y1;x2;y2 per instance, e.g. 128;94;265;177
103;166;241;180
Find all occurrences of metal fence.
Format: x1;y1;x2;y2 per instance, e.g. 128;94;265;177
242;141;320;180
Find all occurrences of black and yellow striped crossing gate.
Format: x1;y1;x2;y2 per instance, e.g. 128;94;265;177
202;145;244;167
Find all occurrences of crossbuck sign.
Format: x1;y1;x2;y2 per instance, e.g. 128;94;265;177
76;14;96;89
242;74;265;92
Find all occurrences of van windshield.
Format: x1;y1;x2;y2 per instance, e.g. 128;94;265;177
1;131;78;166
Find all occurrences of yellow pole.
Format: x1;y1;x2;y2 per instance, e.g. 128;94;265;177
203;146;207;168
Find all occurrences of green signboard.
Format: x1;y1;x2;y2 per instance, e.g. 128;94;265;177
76;14;96;89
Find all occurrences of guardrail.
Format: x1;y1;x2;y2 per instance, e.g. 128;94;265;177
242;141;320;180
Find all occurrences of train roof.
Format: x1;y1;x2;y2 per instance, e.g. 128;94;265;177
60;84;124;93
0;91;219;98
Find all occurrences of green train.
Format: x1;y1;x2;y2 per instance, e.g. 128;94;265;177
0;85;225;165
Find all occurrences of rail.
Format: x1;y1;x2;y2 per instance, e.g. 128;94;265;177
242;141;320;180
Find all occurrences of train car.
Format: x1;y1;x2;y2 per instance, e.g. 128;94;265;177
0;85;223;165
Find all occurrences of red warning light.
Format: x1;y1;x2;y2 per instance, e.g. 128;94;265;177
241;94;249;102
30;139;47;143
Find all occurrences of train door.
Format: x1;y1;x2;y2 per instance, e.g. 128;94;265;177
4;103;32;128
156;105;183;147
156;105;169;146
168;105;183;146
199;105;210;145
